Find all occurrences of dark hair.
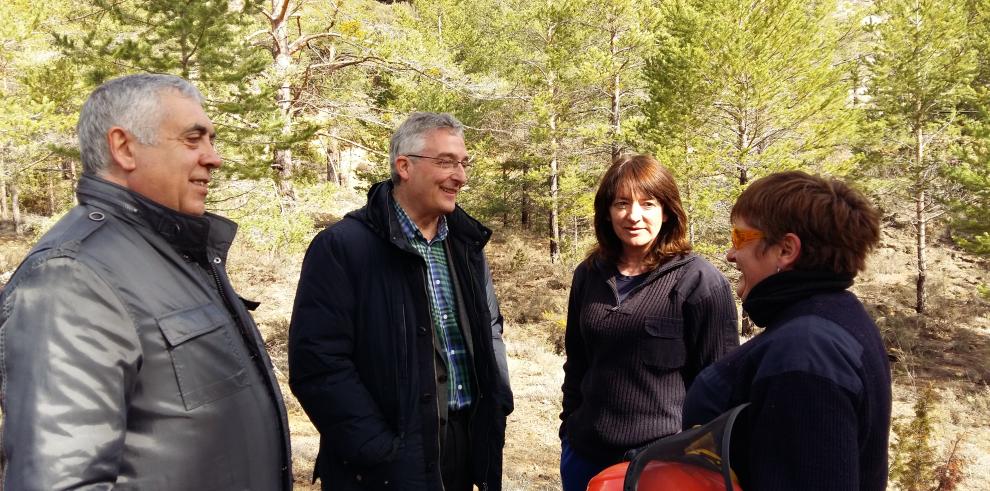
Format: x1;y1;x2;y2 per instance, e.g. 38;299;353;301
590;154;691;269
731;171;881;276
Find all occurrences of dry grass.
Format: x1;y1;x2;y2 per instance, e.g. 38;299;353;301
487;231;572;490
0;236;31;285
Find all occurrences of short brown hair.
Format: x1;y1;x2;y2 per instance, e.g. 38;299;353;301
591;154;691;269
731;171;880;276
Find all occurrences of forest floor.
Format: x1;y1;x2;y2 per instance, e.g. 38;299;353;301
1;213;989;490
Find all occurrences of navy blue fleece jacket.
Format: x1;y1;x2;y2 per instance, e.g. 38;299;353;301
682;272;891;491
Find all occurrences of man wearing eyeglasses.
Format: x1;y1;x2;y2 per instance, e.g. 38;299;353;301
289;112;514;490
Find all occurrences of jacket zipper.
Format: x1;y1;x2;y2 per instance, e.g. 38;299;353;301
208;261;291;485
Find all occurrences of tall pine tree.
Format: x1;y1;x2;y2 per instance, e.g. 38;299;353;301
56;0;289;186
867;0;978;313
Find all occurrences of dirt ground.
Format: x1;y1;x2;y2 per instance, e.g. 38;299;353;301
1;217;989;490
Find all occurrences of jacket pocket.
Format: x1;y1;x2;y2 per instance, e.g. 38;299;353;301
641;316;686;370
157;303;249;410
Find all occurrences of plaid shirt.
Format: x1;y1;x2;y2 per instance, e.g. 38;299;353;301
393;199;474;410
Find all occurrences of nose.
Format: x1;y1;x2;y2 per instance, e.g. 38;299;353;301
725;247;737;263
628;203;643;221
202;140;223;169
450;162;468;184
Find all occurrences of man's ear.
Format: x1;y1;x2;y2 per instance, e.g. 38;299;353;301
394;155;412;182
778;232;802;270
107;127;137;173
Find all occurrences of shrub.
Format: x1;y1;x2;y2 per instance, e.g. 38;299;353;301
889;385;970;491
890;385;940;490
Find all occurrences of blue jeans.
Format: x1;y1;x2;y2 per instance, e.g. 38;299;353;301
560;438;609;491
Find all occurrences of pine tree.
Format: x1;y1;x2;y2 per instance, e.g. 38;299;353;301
867;0;978;314
55;0;287;185
1;0;82;233
944;0;990;256
642;0;859;248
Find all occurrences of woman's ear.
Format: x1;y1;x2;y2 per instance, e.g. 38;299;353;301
778;233;802;270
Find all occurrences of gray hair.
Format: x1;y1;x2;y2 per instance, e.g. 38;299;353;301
389;112;464;185
77;73;204;175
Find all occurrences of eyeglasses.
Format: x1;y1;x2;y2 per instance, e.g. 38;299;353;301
730;227;764;249
406;154;473;173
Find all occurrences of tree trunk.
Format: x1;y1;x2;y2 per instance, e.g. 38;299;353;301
436;6;443;43
684;144;694;244
332;133;343;186
520;162;530;229
1;170;8;222
915;126;927;314
739;138;752;339
916;188;927;314
549;115;561;264
47;172;56;215
62;159;76;181
271;0;296;200
502;166;509;227
737;119;753;336
11;180;22;236
609;27;622;162
572;215;579;259
737;116;750;186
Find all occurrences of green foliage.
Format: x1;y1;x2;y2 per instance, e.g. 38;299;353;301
56;0;269;84
232;201;315;255
890;385;941;490
946;117;990;254
889;385;970;491
943;2;990;256
642;0;859;247
645;0;857;182
0;0;84;219
869;0;977;135
978;284;990;301
865;0;978;194
53;0;288;181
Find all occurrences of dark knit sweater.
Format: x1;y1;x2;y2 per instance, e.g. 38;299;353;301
560;253;739;464
682;271;892;491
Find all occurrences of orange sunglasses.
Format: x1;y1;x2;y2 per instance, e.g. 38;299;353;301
730;227;764;249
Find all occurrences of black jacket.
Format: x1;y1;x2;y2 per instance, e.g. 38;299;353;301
288;181;513;490
683;271;892;490
560;254;738;464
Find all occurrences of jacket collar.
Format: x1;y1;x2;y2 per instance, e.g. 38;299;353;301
75;174;238;264
348;180;492;250
742;269;853;327
596;252;697;283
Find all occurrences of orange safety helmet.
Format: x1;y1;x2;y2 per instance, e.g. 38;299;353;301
586;403;749;491
587;461;742;491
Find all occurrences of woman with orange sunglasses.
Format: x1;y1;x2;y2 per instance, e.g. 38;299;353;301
682;171;891;490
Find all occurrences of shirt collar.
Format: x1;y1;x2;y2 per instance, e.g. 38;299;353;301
391;195;448;243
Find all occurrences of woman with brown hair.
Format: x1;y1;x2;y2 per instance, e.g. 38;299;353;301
682;171;891;490
559;154;739;491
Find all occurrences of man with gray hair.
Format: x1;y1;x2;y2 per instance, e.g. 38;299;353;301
289;112;513;490
0;73;292;489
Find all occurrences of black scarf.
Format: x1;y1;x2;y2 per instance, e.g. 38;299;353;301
743;270;854;328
